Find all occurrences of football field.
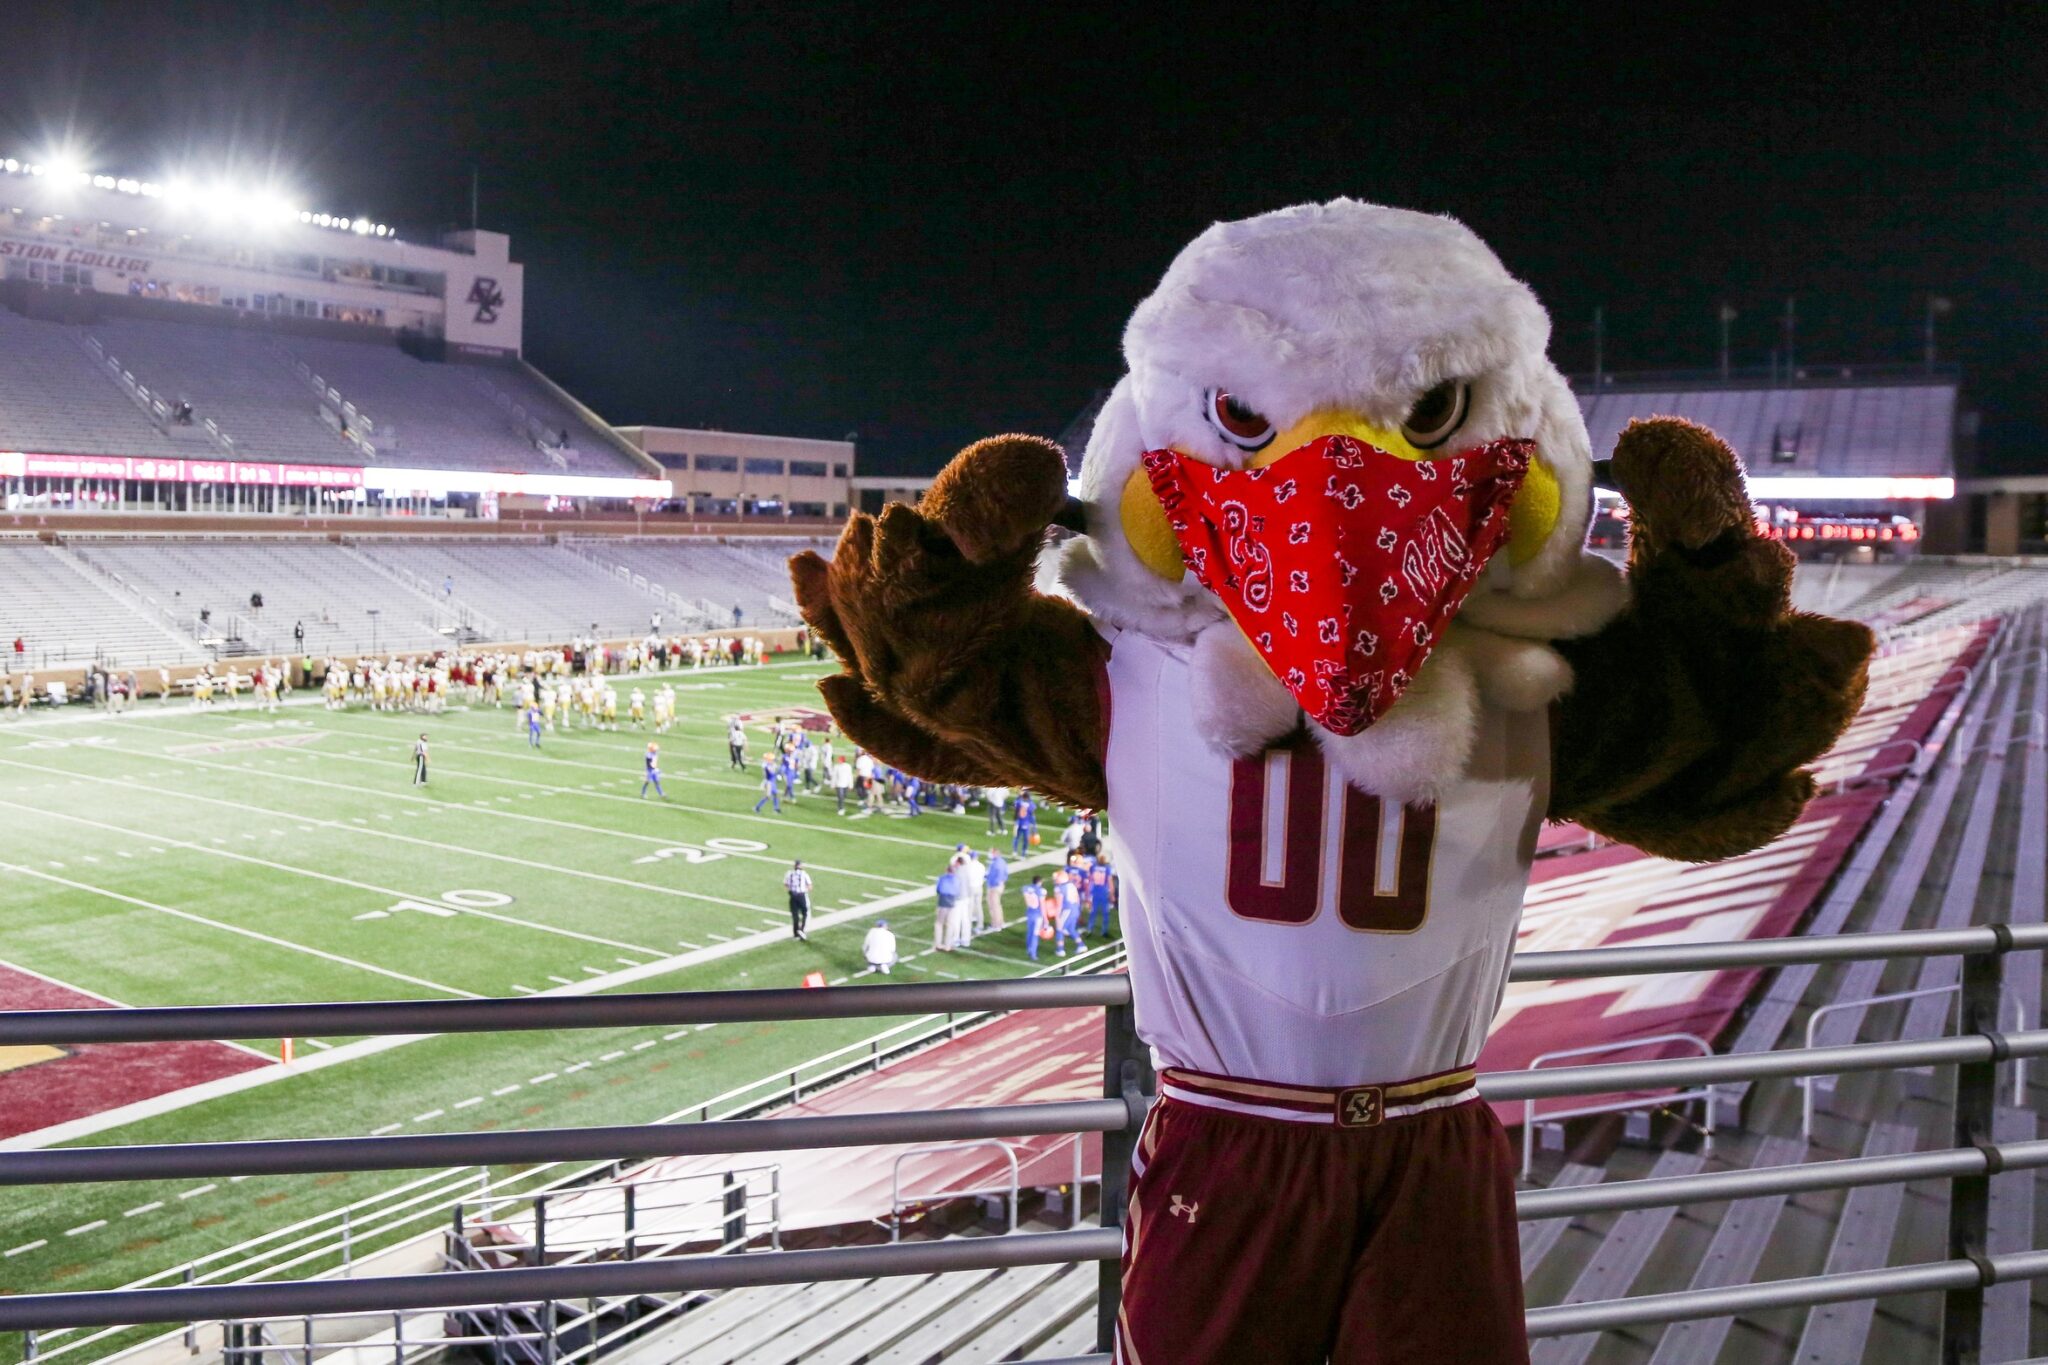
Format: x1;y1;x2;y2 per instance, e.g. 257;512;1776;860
0;658;1075;1329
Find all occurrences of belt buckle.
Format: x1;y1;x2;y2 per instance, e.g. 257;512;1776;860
1338;1085;1385;1128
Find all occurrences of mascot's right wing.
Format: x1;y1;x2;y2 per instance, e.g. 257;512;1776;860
790;434;1111;811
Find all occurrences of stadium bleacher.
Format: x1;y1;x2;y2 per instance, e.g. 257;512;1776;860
0;309;182;457
0;541;196;665
285;333;647;476
0;307;645;478
1579;379;1956;478
571;537;813;627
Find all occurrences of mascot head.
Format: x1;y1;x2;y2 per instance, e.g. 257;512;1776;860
1061;200;1624;799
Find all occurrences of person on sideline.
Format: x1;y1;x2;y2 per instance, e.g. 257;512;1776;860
863;919;899;974
754;753;784;813
985;848;1009;931
933;863;964;951
784;860;813;940
1022;875;1048;961
412;734;430;787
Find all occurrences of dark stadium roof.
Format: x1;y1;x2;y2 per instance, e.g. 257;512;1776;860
1577;369;1959;478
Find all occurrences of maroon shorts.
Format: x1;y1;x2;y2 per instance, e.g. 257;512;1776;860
1116;1066;1527;1365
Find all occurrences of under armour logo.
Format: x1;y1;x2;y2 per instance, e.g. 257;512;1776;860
467;277;505;324
1168;1194;1200;1224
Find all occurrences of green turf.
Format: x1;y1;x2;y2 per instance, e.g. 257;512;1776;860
0;659;1088;1350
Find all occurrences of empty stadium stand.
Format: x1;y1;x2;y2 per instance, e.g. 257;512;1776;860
0;306;647;477
569;538;812;627
285;334;648;476
68;540;452;657
1579;374;1957;478
0;309;181;458
0;541;197;665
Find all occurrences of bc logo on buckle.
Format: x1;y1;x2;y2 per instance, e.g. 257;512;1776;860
1338;1086;1385;1127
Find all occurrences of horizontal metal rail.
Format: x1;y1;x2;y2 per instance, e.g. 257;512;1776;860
7;1032;2038;1187
0;975;1131;1046
1486;1028;2043;1101
1525;1249;2048;1338
0;1228;1120;1330
0;1099;1129;1186
6;1225;2048;1340
1516;1137;2048;1220
4;923;2042;1049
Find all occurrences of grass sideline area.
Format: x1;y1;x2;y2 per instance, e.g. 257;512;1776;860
0;658;1084;1345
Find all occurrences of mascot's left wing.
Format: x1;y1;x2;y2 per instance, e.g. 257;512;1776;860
790;434;1111;811
1549;418;1876;861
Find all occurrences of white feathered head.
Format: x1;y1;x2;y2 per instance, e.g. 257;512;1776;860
1061;199;1615;646
1058;200;1625;801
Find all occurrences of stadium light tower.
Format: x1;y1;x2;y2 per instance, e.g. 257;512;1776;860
1925;295;1953;371
1718;302;1737;379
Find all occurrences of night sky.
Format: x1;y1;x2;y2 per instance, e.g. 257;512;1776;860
1;1;2041;475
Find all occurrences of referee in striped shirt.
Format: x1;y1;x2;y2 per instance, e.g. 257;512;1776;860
784;860;814;941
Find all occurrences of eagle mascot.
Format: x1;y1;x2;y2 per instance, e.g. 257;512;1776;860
793;201;1872;1364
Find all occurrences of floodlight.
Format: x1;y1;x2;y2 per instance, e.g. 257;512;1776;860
1;159;17;173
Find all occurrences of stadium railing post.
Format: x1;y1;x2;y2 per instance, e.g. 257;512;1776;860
1943;932;2009;1364
722;1173;747;1254
1096;995;1155;1354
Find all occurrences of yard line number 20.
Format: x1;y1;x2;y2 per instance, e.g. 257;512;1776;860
1226;735;1436;933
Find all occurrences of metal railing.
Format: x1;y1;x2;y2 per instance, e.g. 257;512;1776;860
1519;1032;1717;1177
4;922;2047;1364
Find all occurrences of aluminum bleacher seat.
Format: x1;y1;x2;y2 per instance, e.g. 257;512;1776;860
1793;1124;1917;1362
1527;1149;1708;1365
352;540;650;640
0;310;178;457
0;542;195;667
92;319;349;465
70;541;446;656
285;336;644;476
575;538;828;627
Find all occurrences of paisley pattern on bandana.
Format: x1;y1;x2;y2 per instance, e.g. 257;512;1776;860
1141;435;1531;735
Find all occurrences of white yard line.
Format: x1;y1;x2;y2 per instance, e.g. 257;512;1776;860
0;793;672;960
0;862;480;1000
0;853;1066;1153
0;747;789;920
284;716;974;852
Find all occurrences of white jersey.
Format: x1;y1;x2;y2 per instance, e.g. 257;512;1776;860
1102;627;1547;1088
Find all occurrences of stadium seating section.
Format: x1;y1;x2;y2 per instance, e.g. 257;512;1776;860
0;536;828;666
1580;381;1955;476
0;308;644;476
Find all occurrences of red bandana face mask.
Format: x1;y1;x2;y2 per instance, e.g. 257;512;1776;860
1141;435;1531;735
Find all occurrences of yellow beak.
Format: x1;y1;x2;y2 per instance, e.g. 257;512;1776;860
1119;407;1561;581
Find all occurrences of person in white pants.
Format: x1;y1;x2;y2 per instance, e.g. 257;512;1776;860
863;919;899;974
953;847;987;943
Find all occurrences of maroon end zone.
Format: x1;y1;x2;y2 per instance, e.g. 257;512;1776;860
0;964;270;1142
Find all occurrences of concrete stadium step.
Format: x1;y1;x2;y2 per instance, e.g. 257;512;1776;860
672;1276;884;1365
1793;1122;1918;1362
724;1271;939;1364
947;1263;1097;1362
1025;1307;1103;1360
1642;1135;1808;1364
1528;1148;1708;1365
865;1259;1071;1364
599;1279;815;1365
1520;1163;1605;1278
792;1263;1008;1365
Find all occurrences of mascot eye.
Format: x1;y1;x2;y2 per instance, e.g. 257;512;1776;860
1401;380;1471;450
1204;389;1276;451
